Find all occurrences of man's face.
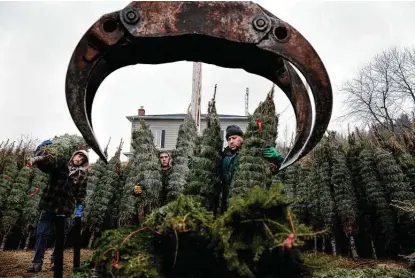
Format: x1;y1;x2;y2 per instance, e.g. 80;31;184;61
227;135;243;151
72;153;86;166
159;153;170;168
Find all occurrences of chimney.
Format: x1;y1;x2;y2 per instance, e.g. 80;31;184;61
138;106;145;117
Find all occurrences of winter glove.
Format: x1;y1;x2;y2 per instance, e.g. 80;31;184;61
133;184;143;195
74;204;84;218
263;147;284;162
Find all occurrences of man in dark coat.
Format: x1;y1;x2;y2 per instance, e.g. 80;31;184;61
219;125;284;213
27;149;89;273
133;151;173;206
158;151;173;205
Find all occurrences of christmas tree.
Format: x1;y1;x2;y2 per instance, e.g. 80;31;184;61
0;153;18;223
73;185;314;278
169;109;197;202
22;168;48;250
106;139;124;229
87;139;118;248
120;120;162;224
230;86;278;197
185;91;222;210
1;165;32;250
84;139;110;248
34;134;88;172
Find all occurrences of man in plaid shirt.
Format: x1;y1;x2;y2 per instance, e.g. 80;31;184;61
26;147;89;273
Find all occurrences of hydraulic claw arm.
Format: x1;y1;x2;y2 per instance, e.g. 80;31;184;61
65;1;333;169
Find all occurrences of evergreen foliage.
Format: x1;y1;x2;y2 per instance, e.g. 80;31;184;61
74;185;314;278
22;168;48;230
169;110;197;202
2;166;33;235
230;89;277;196
185;95;222;210
358;146;396;245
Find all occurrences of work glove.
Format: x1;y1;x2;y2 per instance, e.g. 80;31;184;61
74;204;84;218
133;184;143;196
263;147;283;159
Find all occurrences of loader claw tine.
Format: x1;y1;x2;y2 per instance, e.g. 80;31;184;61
65;1;332;167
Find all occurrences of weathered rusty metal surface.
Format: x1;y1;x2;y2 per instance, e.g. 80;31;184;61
120;1;271;43
65;1;333;167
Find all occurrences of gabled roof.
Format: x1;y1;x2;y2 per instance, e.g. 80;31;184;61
126;113;248;122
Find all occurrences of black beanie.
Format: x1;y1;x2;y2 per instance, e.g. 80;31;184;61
226;125;243;140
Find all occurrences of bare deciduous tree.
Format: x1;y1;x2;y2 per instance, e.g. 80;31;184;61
338;46;415;131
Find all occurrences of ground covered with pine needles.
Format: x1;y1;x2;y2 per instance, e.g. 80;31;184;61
0;249;93;278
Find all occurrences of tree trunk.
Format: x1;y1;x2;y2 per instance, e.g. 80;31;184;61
331;236;337;256
370;237;378;260
18;235;23;250
24;231;32;251
349;235;359;259
314;236;317;255
0;233;7;251
88;232;95;249
322;237;326;252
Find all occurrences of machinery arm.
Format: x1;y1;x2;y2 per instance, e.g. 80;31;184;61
65;1;333;170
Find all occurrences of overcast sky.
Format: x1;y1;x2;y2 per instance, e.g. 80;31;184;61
1;1;415;163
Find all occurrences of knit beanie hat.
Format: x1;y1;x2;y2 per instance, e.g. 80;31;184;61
226;125;243;140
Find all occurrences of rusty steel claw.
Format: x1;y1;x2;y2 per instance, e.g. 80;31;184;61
65;1;332;167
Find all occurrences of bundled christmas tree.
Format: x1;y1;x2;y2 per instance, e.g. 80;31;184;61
186;92;222;210
330;132;359;258
0;156;18;216
84;139;110;247
169;109;197;202
358;144;397;255
120;120;162;224
87;139;119;248
230;86;278;197
73;184;315;278
33;134;88;172
0;165;33;250
106;139;124;229
22;168;48;250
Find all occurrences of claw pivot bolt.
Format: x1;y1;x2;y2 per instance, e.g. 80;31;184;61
123;7;139;24
253;16;268;31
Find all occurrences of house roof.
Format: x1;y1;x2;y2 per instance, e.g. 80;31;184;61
126;113;248;122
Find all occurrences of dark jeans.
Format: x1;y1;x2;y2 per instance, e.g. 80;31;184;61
32;210;71;265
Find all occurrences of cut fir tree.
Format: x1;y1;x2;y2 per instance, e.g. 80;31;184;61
0;165;33;250
230;86;278;198
169;109;197;202
74;185;315;278
121;120;162;223
186;92;222;211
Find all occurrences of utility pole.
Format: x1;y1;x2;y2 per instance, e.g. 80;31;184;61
245;88;249;116
191;62;202;134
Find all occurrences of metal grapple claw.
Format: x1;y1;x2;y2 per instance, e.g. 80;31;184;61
65;1;333;167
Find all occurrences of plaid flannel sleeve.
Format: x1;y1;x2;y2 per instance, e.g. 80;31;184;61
76;176;88;205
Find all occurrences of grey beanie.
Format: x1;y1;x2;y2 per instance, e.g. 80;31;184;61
226;125;243;140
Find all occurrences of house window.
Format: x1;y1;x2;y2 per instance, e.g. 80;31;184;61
161;130;166;148
150;129;166;148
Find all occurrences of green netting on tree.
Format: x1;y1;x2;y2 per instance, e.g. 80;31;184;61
23;168;48;229
0;157;18;211
230;115;270;196
230;86;279;197
186;97;222;210
251;85;278;148
169;110;197;202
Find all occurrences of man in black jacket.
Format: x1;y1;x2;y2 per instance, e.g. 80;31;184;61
27;149;89;273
